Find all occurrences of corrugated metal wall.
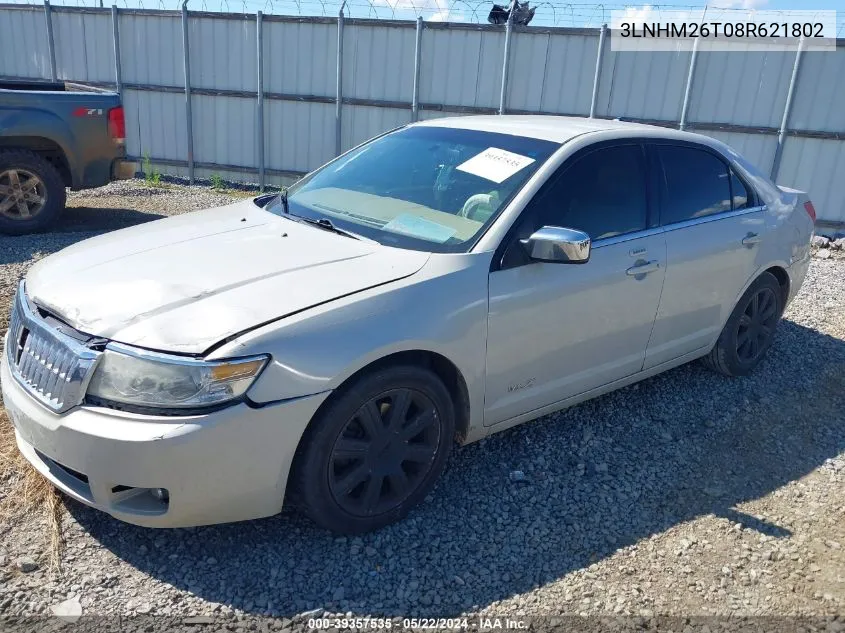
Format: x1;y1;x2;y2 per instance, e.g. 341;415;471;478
0;6;51;78
1;4;844;225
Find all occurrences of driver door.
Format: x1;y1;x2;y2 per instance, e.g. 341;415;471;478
484;143;667;426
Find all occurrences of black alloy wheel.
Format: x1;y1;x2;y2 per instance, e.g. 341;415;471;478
702;271;784;377
328;388;441;517
291;364;455;533
735;286;779;364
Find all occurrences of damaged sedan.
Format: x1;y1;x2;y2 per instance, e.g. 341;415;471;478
2;116;814;533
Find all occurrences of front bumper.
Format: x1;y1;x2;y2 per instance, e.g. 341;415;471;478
1;353;328;527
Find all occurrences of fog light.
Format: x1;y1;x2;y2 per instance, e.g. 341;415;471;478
152;488;169;502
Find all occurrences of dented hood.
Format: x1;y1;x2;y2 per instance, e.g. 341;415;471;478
25;200;429;354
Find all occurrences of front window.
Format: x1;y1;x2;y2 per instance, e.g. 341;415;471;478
528;144;649;240
267;126;559;252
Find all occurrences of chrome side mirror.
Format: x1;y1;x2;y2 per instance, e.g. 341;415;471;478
520;226;591;264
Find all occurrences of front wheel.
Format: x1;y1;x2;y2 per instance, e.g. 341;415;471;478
703;272;783;377
290;365;454;534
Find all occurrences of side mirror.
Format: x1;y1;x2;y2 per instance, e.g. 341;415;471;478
520;226;591;264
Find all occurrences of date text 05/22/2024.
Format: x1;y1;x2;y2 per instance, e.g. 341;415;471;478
307;617;530;630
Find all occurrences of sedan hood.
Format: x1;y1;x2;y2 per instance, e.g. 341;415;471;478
26;200;429;354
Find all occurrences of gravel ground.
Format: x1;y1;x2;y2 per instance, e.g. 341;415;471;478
0;180;843;623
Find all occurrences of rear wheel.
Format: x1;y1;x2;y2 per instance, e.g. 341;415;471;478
703;272;783;377
0;149;66;235
291;365;454;534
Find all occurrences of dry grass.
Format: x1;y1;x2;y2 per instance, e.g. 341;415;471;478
0;409;65;572
1;258;64;570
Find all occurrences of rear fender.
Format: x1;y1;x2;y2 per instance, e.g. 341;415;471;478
0;109;78;185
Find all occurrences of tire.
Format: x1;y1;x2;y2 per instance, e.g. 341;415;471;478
702;272;783;377
0;149;66;235
291;364;455;534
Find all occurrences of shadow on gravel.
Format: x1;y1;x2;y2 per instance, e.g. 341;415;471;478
0;206;165;265
71;319;845;617
54;206;166;233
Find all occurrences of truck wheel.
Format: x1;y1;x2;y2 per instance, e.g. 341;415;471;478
0;149;66;235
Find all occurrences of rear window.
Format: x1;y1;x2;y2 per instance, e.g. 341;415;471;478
656;145;732;225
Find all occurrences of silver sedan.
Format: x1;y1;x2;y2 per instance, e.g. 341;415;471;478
1;116;815;533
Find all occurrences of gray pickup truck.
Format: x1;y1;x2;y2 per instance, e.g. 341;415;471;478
0;80;134;235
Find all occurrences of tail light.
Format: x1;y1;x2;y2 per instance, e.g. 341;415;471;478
108;106;125;144
803;201;816;223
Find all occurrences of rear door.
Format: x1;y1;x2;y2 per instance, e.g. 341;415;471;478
643;142;768;369
485;143;667;426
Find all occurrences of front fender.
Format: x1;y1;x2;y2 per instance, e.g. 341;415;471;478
211;253;492;439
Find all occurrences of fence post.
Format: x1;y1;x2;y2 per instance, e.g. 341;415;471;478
497;0;515;115
43;0;57;82
335;2;346;156
678;36;700;131
181;0;195;184
770;37;805;182
411;16;423;122
111;4;122;96
588;23;606;118
256;10;265;192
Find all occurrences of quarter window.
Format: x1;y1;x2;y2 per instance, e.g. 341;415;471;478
656;145;733;224
730;170;750;210
529;145;649;240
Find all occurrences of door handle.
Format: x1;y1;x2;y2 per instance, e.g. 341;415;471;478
742;232;762;246
626;260;661;276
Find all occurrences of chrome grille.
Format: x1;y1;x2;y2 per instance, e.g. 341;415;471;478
5;282;101;413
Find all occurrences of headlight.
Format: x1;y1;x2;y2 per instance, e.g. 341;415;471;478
86;343;268;411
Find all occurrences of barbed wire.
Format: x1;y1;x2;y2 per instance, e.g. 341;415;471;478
5;0;845;35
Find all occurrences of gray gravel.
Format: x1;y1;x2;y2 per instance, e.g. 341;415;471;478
1;180;844;621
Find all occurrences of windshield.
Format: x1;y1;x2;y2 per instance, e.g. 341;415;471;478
267;126;559;252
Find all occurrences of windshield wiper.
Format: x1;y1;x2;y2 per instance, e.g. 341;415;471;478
274;190;372;241
287;215;362;240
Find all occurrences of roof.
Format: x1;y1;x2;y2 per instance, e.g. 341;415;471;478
414;114;673;144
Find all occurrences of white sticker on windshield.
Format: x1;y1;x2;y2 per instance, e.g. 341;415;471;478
456;147;536;184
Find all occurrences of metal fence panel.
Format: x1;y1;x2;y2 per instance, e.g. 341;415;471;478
52;9;115;83
189;15;257;92
265;99;335;173
790;50;845;133
420;27;504;109
118;13;184;86
123;88;188;161
341;104;411;152
418;109;462;121
192;94;257;168
263;19;336;98
517;31;596;116
0;6;50;79
343;23;415;102
688;49;795;128
599;50;692;122
779;137;845;224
